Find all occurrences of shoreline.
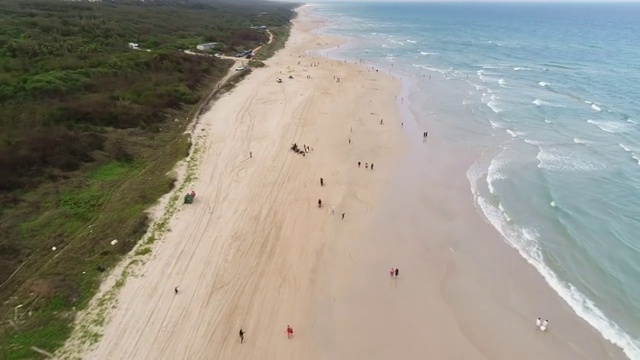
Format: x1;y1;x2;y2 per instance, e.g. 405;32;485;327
310;6;629;360
58;6;406;359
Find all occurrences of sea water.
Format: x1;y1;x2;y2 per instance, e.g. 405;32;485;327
312;2;640;358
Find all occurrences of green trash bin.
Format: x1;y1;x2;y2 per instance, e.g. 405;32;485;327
184;194;194;204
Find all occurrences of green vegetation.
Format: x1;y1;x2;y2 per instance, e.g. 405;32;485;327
0;0;296;357
254;24;294;61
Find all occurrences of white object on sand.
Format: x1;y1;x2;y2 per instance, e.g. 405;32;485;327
51;246;57;251
536;318;541;328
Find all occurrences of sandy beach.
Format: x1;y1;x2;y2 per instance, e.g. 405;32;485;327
57;5;628;360
59;6;405;360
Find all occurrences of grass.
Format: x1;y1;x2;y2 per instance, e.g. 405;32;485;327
0;12;294;359
254;25;292;61
0;130;190;359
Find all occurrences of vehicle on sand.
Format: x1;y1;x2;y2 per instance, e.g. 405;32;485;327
184;190;196;204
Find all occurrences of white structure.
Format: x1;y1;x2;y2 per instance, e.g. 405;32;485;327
196;42;218;51
128;43;139;49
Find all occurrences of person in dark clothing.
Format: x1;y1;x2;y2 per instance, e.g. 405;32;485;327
395;268;399;277
239;329;245;343
174;286;179;294
320;178;324;186
358;161;361;167
371;163;374;170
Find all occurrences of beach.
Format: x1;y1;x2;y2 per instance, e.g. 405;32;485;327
59;6;404;360
59;5;629;360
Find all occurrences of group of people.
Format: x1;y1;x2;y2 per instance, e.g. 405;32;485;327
357;161;374;170
237;325;294;344
535;318;549;332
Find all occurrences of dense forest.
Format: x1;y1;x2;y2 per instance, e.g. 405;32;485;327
0;0;296;357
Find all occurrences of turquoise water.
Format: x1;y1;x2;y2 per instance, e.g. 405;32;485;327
313;3;640;358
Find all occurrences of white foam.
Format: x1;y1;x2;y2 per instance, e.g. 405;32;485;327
412;64;447;74
487;102;503;113
587;119;631;134
591;104;602;111
524;138;545;146
537;147;605;172
487;151;508;194
474;197;640;360
544;119;553;124
573;138;592;145
419;51;438;56
489;120;504;129
506;129;526;138
550;201;556;207
514;67;531;71
482;92;503;113
406;39;417;44
619;143;640;165
465;161;486;195
538;81;551;87
532;99;562;107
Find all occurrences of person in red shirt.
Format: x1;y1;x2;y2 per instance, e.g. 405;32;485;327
287;325;294;339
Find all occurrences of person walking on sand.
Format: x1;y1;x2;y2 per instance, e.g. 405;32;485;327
239;329;245;343
249;151;253;158
287;325;294;339
371;163;374;170
395;268;399;277
174;286;179;294
331;205;335;214
536;318;542;329
358;161;361;168
320;177;324;186
342;212;345;220
390;268;395;277
540;320;548;332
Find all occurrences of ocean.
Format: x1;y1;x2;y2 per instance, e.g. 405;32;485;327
311;2;640;359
